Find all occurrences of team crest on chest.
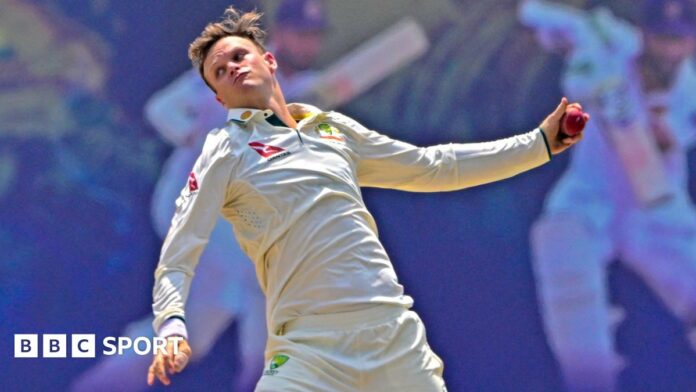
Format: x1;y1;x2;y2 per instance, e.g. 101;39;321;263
316;123;345;142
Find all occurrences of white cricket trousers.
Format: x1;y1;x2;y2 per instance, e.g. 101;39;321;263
255;305;446;391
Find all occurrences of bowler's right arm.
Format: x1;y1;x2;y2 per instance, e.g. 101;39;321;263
148;130;234;386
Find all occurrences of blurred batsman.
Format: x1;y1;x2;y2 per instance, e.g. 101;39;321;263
520;0;696;390
145;4;583;391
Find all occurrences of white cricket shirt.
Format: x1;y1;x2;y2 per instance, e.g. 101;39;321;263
152;103;551;336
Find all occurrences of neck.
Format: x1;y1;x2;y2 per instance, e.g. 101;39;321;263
266;79;297;128
226;79;298;128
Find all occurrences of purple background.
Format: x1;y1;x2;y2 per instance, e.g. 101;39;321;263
2;1;696;391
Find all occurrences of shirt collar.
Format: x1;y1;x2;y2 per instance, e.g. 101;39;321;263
226;103;325;127
226;108;274;125
288;103;323;125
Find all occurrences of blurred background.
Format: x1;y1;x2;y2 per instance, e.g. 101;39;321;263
2;0;696;391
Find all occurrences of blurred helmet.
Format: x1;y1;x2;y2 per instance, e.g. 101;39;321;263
641;0;696;37
274;0;328;32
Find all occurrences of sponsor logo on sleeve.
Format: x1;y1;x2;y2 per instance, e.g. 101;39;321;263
188;172;199;192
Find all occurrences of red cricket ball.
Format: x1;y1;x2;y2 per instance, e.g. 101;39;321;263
562;108;587;136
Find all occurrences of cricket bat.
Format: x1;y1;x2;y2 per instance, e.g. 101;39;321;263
307;17;429;109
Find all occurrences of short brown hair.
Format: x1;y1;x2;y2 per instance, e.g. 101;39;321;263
188;6;267;91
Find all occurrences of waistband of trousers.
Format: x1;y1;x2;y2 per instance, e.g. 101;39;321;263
278;304;408;335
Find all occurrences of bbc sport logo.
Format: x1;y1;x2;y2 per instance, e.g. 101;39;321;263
14;334;182;358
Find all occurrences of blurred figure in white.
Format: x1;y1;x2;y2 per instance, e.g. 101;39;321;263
520;0;696;391
69;1;328;391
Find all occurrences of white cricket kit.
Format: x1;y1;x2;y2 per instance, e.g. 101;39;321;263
152;103;551;335
146;66;323;346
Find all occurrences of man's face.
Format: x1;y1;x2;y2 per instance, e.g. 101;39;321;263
274;28;324;71
644;32;696;71
203;36;278;109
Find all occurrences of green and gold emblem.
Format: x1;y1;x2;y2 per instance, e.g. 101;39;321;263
316;123;344;141
269;354;289;370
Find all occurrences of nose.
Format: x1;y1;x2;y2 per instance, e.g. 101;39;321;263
228;62;240;76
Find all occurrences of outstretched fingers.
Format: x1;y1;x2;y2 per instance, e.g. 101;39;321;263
147;355;171;386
